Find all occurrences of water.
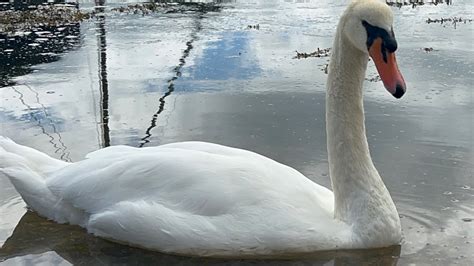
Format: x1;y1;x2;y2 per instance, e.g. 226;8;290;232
0;0;473;265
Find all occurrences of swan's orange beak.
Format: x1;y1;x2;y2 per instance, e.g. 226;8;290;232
369;38;406;98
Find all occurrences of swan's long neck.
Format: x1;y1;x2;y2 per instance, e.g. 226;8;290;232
325;19;401;245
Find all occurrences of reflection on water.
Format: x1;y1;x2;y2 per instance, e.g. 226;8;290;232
0;0;473;265
96;5;111;148
7;85;72;162
184;31;261;81
140;9;205;148
0;23;81;87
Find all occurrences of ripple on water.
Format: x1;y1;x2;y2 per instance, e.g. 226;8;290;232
396;190;474;264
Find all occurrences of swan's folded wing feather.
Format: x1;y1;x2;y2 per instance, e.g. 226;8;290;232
46;143;334;224
46;147;279;215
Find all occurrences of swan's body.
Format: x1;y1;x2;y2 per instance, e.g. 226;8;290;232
1;0;405;257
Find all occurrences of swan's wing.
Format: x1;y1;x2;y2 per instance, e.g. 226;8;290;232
47;142;333;216
149;141;335;213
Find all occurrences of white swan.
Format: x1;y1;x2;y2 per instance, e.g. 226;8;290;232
1;0;406;258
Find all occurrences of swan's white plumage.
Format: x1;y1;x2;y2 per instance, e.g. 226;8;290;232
1;139;350;256
0;0;403;258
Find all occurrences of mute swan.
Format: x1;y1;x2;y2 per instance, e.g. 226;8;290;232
1;0;406;258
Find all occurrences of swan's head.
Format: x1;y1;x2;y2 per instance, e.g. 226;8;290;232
343;0;406;98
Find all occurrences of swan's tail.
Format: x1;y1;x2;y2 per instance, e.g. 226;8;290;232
0;136;68;174
0;137;71;221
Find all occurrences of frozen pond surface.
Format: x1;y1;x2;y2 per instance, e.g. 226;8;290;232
0;0;473;265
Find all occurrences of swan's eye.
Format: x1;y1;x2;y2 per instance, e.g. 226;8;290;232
385;28;397;52
362;20;398;55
